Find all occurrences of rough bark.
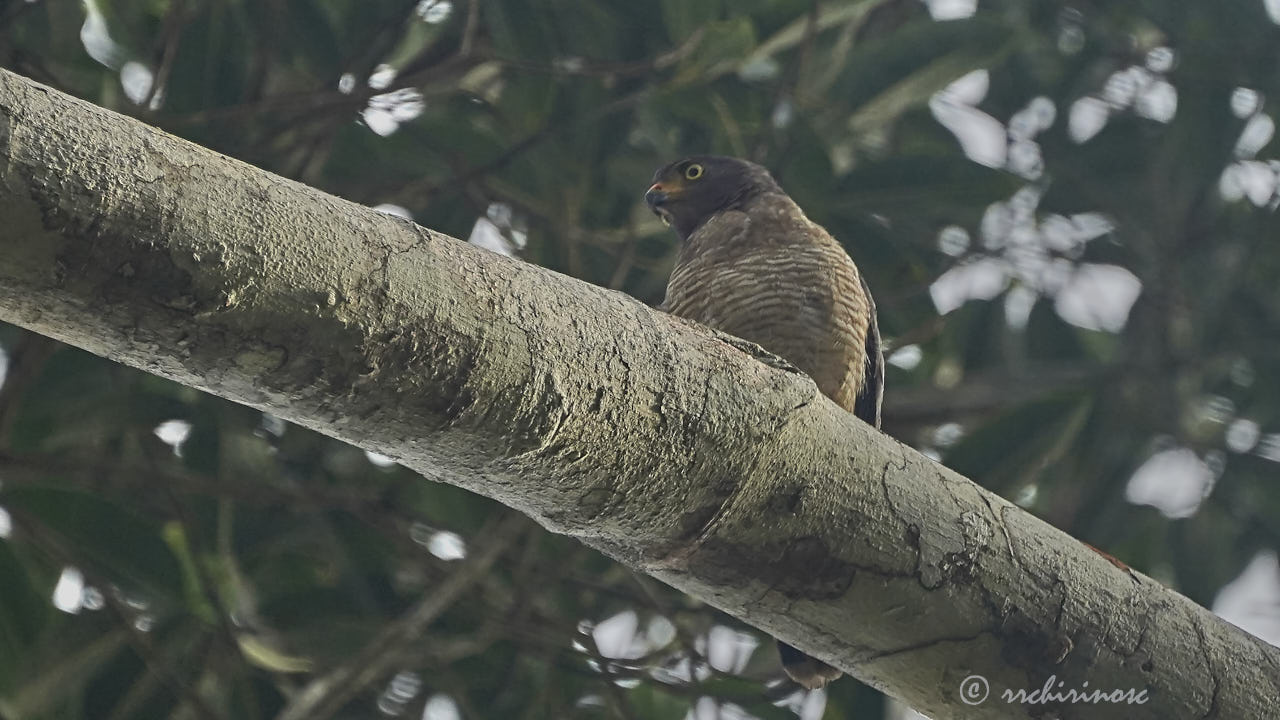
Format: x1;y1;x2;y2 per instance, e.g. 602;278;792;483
1;69;1276;719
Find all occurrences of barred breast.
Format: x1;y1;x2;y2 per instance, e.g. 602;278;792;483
663;203;872;413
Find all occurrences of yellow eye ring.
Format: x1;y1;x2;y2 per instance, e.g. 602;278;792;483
684;163;704;180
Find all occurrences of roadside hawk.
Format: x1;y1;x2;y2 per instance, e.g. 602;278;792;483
645;155;884;689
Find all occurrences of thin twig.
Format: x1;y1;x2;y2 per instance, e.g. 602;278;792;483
8;508;225;720
142;438;247;677
273;512;527;720
576;629;642;720
459;0;482;57
0;333;56;450
489;27;705;80
141;0;188;110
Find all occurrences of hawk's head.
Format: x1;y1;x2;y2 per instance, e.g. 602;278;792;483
645;155;782;241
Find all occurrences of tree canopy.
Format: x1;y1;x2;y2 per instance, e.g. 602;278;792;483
2;1;1279;719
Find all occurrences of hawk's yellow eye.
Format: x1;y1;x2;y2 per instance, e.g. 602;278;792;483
684;164;704;180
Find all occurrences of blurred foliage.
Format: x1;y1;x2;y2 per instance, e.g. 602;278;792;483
2;0;1280;718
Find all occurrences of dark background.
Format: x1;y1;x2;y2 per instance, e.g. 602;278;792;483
2;1;1279;718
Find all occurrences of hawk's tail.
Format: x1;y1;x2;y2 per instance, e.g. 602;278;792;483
777;641;842;690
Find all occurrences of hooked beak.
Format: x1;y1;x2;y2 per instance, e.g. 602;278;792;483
644;183;669;211
646;183;675;226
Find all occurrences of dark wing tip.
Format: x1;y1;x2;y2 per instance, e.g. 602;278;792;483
854;275;885;428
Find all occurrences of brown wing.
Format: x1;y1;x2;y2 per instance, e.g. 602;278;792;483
663;205;874;414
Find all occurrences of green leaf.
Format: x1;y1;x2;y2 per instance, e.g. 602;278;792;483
944;393;1093;495
3;628;130;719
0;542;51;690
4;488;186;604
660;0;723;42
848;34;1015;134
675;18;758;81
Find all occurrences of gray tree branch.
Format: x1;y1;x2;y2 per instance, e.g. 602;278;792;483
1;69;1275;719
